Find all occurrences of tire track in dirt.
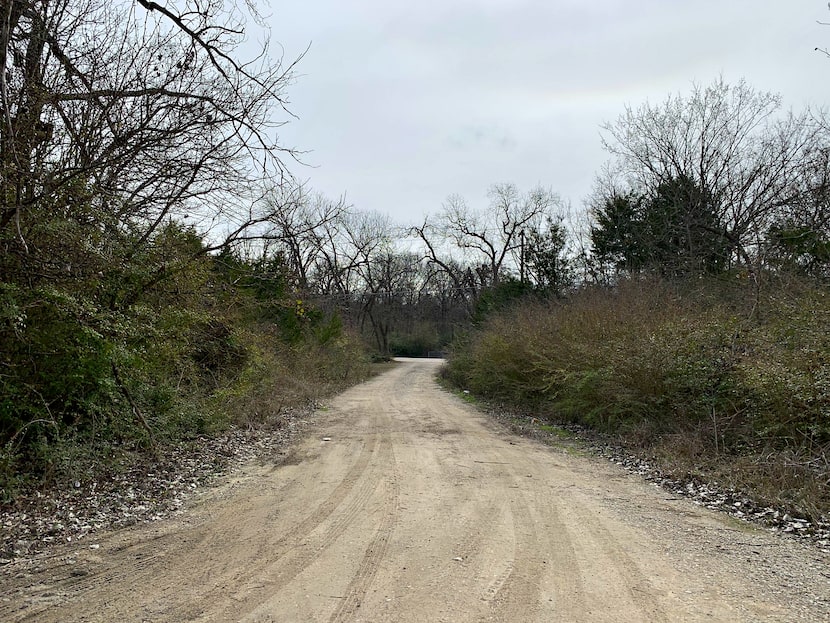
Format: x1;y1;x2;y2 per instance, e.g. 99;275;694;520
264;425;380;550
3;419;389;623
477;503;517;604
503;451;591;616
0;527;191;623
398;408;551;622
266;433;393;579
558;491;670;623
385;390;509;601
392;389;555;620
483;435;668;622
445;499;506;598
203;425;396;621
370;386;519;621
328;443;399;622
206;397;397;620
452;427;589;621
476;477;543;620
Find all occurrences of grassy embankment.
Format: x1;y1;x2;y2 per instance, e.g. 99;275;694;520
444;276;830;520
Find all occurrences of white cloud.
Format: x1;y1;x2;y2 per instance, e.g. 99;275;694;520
271;0;830;224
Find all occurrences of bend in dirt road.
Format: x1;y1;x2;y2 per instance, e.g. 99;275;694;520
1;358;828;622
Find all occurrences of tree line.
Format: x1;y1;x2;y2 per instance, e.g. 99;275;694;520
274;80;830;352
0;0;330;490
256;183;572;355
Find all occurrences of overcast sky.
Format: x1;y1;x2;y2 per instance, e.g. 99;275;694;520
268;1;830;226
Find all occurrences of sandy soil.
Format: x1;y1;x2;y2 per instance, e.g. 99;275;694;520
1;358;828;622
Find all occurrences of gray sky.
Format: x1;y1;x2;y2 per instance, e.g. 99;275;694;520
269;1;830;226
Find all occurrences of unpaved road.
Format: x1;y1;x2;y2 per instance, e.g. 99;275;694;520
2;359;829;622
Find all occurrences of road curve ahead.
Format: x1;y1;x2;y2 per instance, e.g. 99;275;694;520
1;358;828;622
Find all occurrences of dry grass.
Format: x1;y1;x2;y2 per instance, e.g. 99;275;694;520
446;275;830;519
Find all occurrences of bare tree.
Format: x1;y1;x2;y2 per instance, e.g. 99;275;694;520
307;209;391;300
0;0;301;294
412;183;562;315
356;249;419;354
598;78;829;270
260;187;348;290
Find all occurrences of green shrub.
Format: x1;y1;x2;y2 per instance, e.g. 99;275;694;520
0;232;373;498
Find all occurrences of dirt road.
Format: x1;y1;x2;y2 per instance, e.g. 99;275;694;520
2;358;829;622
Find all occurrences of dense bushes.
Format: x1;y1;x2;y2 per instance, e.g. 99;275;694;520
445;276;830;517
0;228;372;500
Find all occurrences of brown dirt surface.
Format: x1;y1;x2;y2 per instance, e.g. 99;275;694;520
1;358;828;622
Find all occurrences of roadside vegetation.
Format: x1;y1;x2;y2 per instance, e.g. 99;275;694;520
444;276;830;520
0;228;373;499
0;2;374;500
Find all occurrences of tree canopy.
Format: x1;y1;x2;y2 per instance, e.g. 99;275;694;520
593;79;830;279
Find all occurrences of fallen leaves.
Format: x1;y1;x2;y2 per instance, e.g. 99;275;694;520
1;412;313;561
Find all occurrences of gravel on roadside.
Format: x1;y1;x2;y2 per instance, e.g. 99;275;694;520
485;405;830;552
0;407;316;563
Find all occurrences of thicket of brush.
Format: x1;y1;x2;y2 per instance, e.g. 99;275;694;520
0;229;372;500
445;275;830;520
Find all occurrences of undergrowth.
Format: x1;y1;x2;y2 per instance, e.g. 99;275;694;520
445;274;830;520
0;235;374;502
